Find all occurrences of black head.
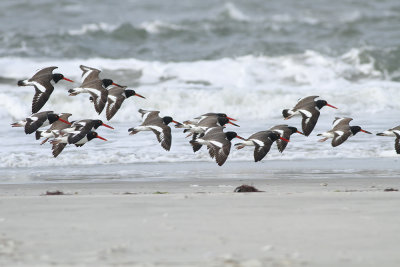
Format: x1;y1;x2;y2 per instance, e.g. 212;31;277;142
315;100;328;109
52;73;64;83
102;79;114;88
125;89;136;98
92;120;103;129
288;126;298;134
225;131;238;141
350;126;361;135
48;113;60;124
162;116;174;125
268;132;281;141
217;117;229;126
216;113;227;118
86;131;98;141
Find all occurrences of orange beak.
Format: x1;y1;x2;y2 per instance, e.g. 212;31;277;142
326;103;338;109
227;116;237;121
280;137;290;142
112;82;124;88
296;130;304;135
360;129;372;134
235;135;245;140
58;118;71;125
102;123;114;129
228;121;240;127
96;135;107;141
172;120;181;124
62;77;74;83
135;93;146;99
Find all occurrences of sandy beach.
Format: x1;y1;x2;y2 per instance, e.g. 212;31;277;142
1;168;400;267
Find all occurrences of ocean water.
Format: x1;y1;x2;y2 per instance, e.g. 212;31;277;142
1;0;400;181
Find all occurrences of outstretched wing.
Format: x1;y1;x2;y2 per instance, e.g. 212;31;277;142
332;117;353;129
139;109;161;123
52;143;67;158
294;96;319;109
32;86;54;113
80;65;101;84
395;133;400;154
331;130;352;147
149;125;172;151
299;109;320;136
31;66;58;80
106;94;125;120
253;144;269;162
24;115;48;134
86;81;108;114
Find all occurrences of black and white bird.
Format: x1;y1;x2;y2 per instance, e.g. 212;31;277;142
177;116;240;139
61;119;114;144
190;127;244;166
269;125;304;152
282;96;338;136
128;109;181;151
50;131;107;158
317;117;372;147
68;65;123;114
35;113;73;145
105;86;145;120
11;111;71;134
235;131;290;162
17;66;74;113
376;125;400;154
180;113;237;128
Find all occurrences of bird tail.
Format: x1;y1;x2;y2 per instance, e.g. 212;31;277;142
282;109;292;119
316;133;322;136
128;128;139;135
17;79;28;86
376;132;385;136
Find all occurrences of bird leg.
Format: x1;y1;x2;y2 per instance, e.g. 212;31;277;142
318;137;329;142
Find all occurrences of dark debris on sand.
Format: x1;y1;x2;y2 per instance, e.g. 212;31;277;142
384;188;399;192
42;190;65;196
234;185;264;193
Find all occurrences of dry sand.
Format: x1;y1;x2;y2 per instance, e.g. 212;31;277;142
0;177;400;266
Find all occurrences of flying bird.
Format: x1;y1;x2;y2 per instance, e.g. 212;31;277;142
11;111;71;134
235;130;289;162
282;96;337;136
190;127;244;166
17;66;74;113
376;125;400;154
35;113;73;144
50;131;107;158
105;86;145;120
269;125;303;152
128;109;181;151
317;117;372;147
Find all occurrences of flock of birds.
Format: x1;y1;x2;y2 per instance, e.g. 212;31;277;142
11;66;400;166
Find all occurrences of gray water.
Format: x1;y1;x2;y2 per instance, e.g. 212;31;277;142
1;0;400;182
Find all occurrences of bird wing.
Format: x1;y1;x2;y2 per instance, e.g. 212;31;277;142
24;113;50;134
332;117;353;129
52;143;67;158
86;80;108;114
394;133;400;154
67;130;88;144
253;145;269;162
106;93;125;120
80;65;101;84
331;129;352;147
294;96;319;109
149;124;172;151
139;109;161;123
32;86;54;113
31;66;58;80
299;108;320;136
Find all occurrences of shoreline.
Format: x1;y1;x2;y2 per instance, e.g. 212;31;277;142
1;177;400;266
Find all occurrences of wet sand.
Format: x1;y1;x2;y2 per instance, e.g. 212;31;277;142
1;176;400;266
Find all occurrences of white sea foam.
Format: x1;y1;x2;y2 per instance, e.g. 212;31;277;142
1;49;399;168
68;22;118;36
139;20;187;34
